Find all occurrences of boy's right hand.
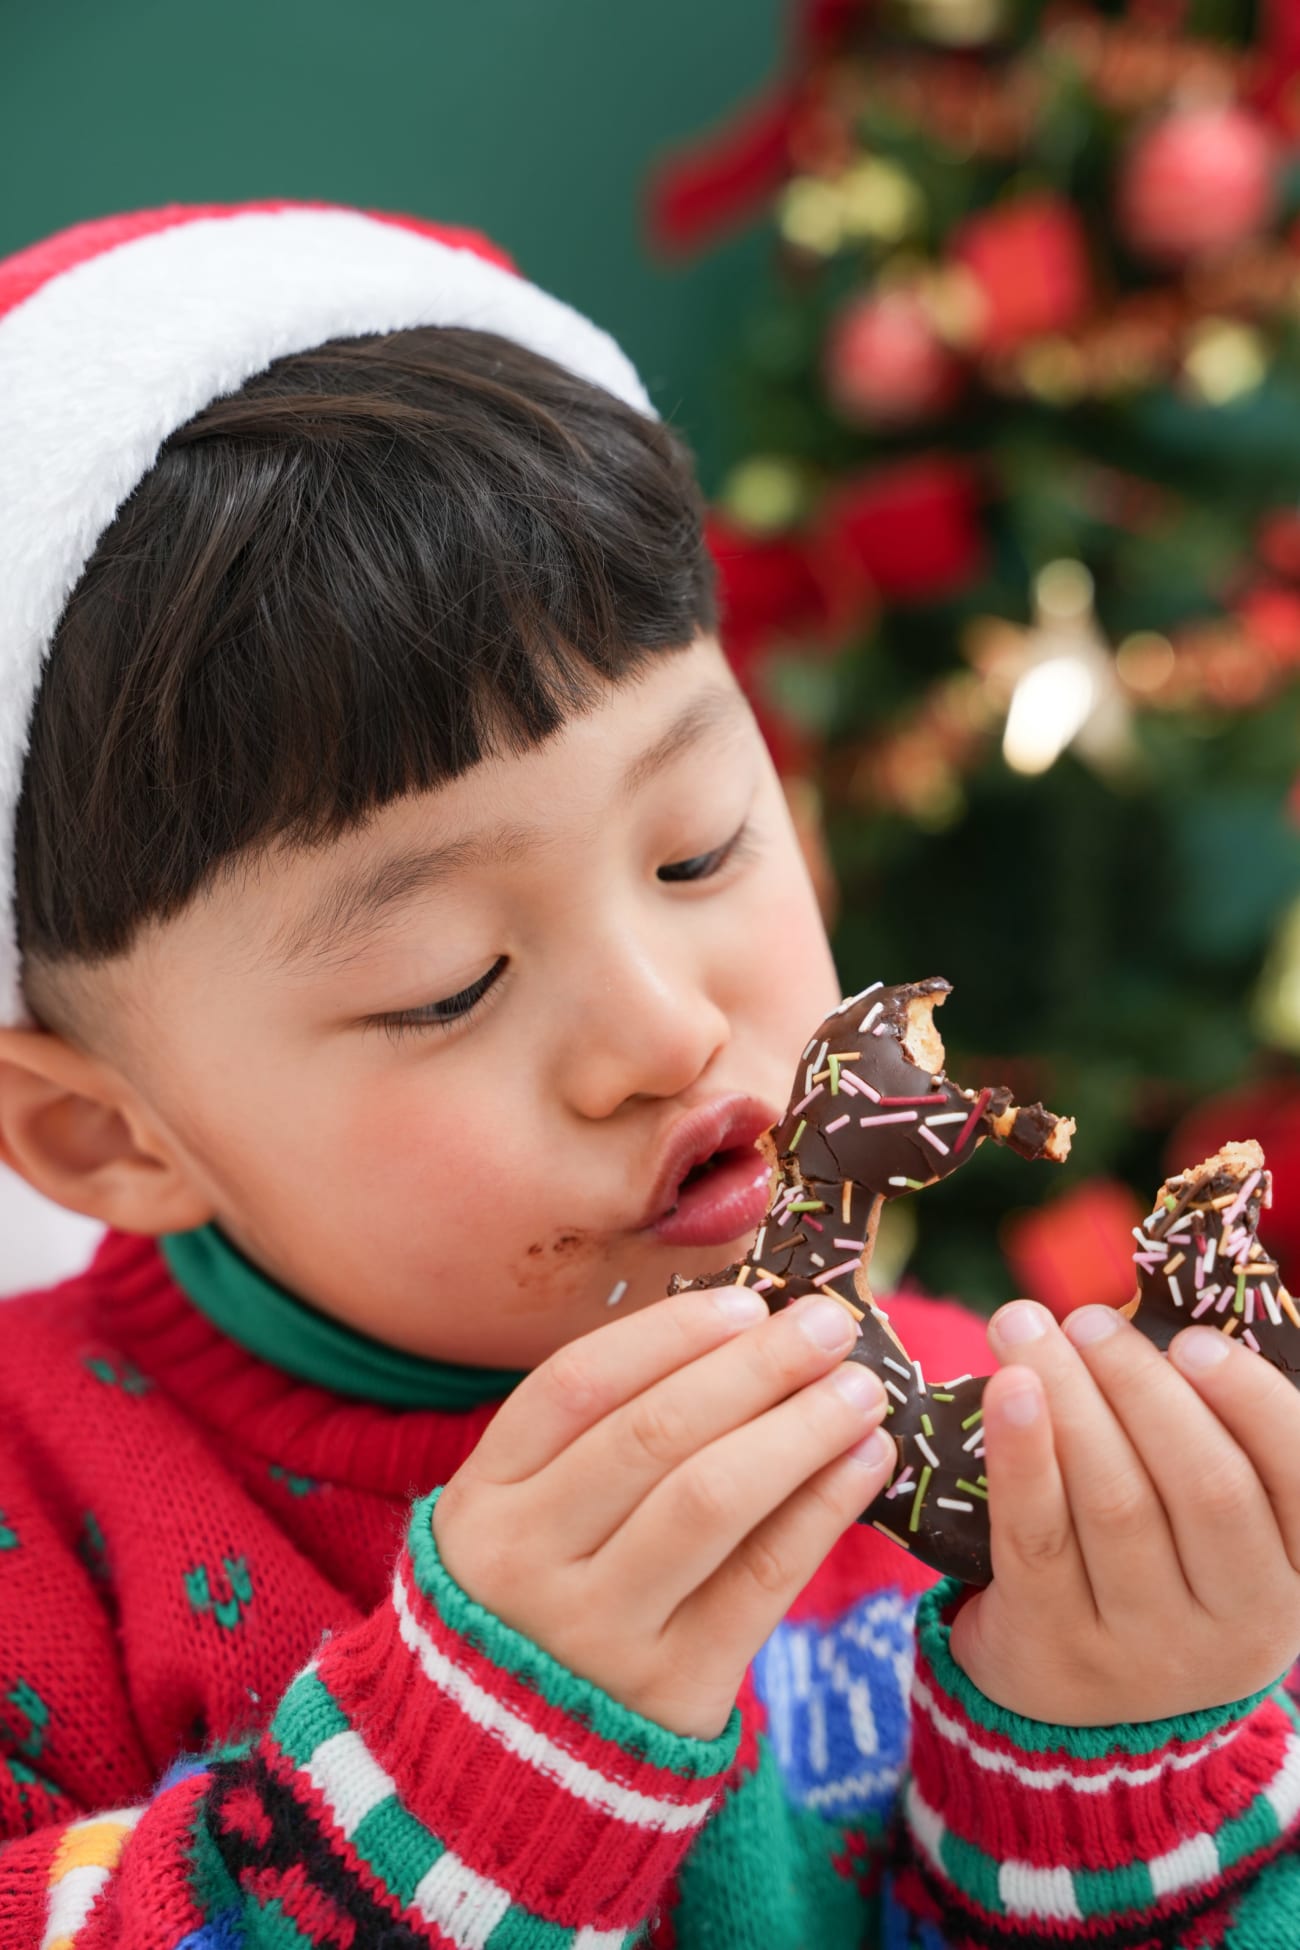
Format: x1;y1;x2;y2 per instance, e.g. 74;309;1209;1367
431;1285;893;1741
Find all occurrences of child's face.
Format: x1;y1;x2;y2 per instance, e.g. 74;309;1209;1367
104;637;840;1365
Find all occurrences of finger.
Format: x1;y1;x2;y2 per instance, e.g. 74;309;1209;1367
987;1300;1187;1613
980;1365;1090;1612
1168;1324;1300;1573
538;1291;864;1556
469;1282;771;1482
672;1426;896;1666
599;1353;890;1617
1063;1307;1279;1607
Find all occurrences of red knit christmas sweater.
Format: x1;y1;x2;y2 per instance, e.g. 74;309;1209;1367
2;1226;1300;1950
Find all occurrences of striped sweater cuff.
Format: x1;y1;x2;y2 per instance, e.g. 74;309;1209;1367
258;1487;739;1944
904;1581;1300;1935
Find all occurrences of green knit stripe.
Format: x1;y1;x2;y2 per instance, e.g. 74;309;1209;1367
269;1666;352;1770
1072;1858;1154;1915
350;1792;444;1910
409;1489;740;1780
245;1896;319;1949
938;1823;1005;1917
1215;1793;1280;1875
915;1581;1275;1758
190;1799;243;1920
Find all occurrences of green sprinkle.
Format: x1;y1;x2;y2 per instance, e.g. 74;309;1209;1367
960;1408;984;1429
931;1391;955;1402
828;1055;841;1095
908;1464;932;1533
977;1474;987;1485
1235;1270;1247;1313
787;1198;827;1213
789;1119;806;1152
1164;1195;1178;1212
921;1413;934;1437
904;1177;926;1190
955;1478;988;1500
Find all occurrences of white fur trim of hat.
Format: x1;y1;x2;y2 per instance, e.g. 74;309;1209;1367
0;200;655;1029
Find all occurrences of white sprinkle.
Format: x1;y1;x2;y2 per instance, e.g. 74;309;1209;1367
919;1126;950;1157
912;1361;927;1396
825;1113;851;1134
1167;1273;1183;1309
885;1379;908;1403
802;1039;816;1061
941;1373;973;1386
883;1356;913;1379
885;1466;916;1500
916;1434;940;1469
936;1498;974;1513
1204;1237;1217;1276
809;1253;825;1268
605;1280;628;1309
858;1001;884;1032
888;1175;910;1187
1261;1283;1282;1326
962;1426;984;1452
924;1112;970;1126
753;1227;767;1262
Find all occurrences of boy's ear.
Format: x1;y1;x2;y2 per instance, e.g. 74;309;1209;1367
0;1025;214;1236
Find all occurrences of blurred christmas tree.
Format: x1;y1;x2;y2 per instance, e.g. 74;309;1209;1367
648;0;1300;1311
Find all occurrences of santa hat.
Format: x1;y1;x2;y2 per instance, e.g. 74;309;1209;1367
0;200;656;1030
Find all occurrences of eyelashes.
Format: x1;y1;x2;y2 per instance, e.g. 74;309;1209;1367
369;818;758;1045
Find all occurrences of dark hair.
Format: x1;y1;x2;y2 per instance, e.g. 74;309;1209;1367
15;326;717;1007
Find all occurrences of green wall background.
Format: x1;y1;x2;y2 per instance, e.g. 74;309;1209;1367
1;0;783;492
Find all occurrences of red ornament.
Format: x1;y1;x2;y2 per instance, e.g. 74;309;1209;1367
1237;583;1300;667
1118;105;1278;264
811;455;986;605
952;195;1094;356
1166;1082;1300;1291
1002;1179;1147;1324
824;290;964;428
1257;509;1300;582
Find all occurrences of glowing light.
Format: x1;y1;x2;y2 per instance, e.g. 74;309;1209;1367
1002;653;1097;776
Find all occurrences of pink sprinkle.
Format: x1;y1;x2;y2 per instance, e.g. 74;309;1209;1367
885;1466;916;1500
1245;1287;1255;1324
1224;1169;1262;1223
813;1258;862;1286
1135;1252;1168;1275
953;1086;992;1156
752;1277;773;1294
1191;1289;1218;1319
840;1070;881;1102
834;1238;867;1251
919;1126;950;1157
792;1084;824;1117
872;1022;891;1036
1244;1328;1262;1352
1195;1251;1206;1289
860;1110;918;1128
824;1113;851;1134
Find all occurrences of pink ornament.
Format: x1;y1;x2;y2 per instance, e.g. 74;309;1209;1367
1119;105;1277;264
824;289;963;427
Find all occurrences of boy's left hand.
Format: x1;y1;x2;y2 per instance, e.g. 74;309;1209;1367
948;1300;1300;1726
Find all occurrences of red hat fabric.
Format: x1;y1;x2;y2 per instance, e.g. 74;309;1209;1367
0;201;655;1027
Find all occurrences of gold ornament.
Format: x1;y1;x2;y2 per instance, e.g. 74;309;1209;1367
777;177;845;257
1181;319;1269;406
838;158;926;246
1254;894;1300;1056
719;456;809;535
897;0;1009;48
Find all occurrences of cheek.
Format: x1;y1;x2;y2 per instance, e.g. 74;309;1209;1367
735;819;841;1053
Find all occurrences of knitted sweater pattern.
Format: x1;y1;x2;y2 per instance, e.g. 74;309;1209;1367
1;1229;1299;1949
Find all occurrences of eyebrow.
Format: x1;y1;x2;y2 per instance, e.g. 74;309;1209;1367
268;683;749;972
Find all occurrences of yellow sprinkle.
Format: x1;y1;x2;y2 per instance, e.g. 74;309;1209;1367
734;1263;752;1285
872;1520;911;1549
842;1180;852;1225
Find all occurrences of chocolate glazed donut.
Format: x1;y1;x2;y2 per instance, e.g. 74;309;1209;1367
672;980;1299;1586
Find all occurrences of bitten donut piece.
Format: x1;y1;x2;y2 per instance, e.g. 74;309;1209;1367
670;977;1075;1584
1122;1141;1300;1368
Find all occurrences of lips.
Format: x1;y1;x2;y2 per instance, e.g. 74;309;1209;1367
638;1095;777;1251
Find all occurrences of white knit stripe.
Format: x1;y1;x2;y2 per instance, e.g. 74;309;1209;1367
1148;1832;1221;1899
1263;1727;1300;1831
904;1779;947;1876
304;1727;397;1840
571;1930;633;1949
412;1849;512;1949
391;1562;712;1835
998;1861;1081;1923
913;1669;1239;1794
40;1808;143;1949
0;205;654;1028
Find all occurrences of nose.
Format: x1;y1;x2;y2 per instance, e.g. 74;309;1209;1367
557;926;731;1121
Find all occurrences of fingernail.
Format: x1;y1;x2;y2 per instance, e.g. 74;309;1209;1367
798;1296;859;1351
1065;1305;1121;1346
831;1362;883;1408
1171;1327;1232;1372
713;1284;768;1324
846;1429;892;1471
992;1300;1048;1346
999;1380;1042;1426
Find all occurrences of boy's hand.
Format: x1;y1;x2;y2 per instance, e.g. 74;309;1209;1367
949;1300;1300;1725
432;1286;893;1741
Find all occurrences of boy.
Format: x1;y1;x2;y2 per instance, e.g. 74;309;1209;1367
0;201;1299;1948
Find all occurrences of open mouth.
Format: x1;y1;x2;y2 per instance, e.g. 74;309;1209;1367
650;1142;772;1250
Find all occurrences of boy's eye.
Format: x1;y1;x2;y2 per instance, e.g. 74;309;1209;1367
371;956;507;1040
658;821;751;883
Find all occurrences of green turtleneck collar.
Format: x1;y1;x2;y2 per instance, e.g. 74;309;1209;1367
158;1222;529;1409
